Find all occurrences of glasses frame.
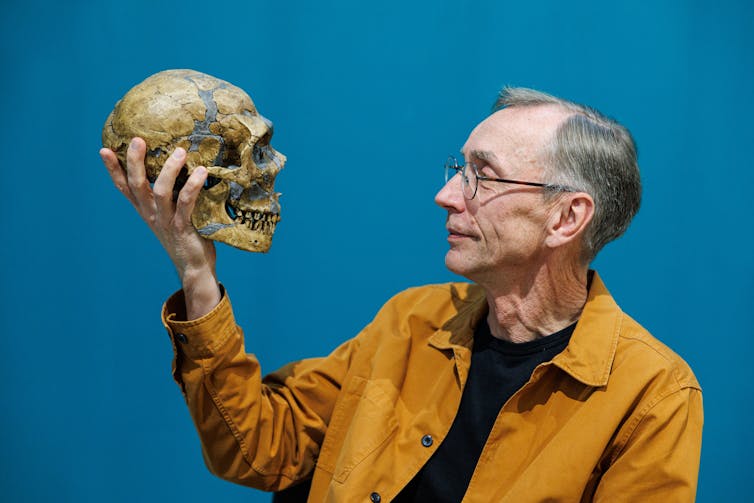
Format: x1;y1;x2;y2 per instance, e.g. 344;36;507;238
444;155;576;199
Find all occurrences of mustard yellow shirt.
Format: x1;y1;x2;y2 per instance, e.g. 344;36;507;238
162;272;703;502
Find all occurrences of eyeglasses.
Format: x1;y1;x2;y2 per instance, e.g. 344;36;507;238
444;155;576;200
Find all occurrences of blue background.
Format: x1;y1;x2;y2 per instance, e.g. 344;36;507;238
1;0;752;501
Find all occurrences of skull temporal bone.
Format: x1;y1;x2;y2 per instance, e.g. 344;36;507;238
102;69;285;252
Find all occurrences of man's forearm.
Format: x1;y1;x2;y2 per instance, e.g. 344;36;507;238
182;267;222;320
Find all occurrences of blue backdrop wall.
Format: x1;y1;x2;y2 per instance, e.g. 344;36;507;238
1;0;752;501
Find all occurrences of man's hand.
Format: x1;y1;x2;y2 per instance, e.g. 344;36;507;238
100;137;221;319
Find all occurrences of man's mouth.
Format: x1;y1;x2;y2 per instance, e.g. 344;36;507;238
447;226;473;239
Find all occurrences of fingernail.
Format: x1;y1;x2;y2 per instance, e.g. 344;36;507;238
130;138;138;149
173;147;185;159
195;166;206;176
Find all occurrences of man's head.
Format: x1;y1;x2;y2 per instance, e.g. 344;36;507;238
494;87;641;261
435;87;641;282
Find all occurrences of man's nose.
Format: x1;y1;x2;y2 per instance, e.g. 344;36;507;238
435;174;465;212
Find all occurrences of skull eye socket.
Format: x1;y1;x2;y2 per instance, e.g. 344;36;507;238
203;175;221;189
253;145;265;164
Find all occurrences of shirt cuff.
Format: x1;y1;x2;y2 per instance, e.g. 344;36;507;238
161;284;239;359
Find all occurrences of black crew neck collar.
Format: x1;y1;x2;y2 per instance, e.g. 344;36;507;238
474;319;576;356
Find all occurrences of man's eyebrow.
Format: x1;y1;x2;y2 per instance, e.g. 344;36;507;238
468;149;498;163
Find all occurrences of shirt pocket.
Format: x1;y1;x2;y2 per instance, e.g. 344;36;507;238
317;375;399;483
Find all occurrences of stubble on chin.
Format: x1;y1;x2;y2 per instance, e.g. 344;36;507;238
444;247;477;279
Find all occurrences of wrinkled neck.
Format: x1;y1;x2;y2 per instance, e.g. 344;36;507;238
482;263;589;343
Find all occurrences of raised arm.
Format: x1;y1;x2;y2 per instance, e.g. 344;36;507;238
100;138;220;319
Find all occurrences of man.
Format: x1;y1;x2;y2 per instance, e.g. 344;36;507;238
100;87;703;502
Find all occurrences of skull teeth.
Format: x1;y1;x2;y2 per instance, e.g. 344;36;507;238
231;208;281;233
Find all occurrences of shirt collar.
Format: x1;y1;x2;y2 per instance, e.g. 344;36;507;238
428;271;621;387
550;271;621;386
428;283;486;351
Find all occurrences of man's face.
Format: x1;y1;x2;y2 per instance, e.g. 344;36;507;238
435;105;569;283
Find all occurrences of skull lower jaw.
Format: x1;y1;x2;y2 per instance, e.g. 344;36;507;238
192;220;276;252
192;187;280;252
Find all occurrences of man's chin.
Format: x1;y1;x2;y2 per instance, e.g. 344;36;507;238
444;251;473;279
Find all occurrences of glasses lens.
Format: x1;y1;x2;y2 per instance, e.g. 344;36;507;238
444;156;477;199
444;157;457;183
462;163;477;199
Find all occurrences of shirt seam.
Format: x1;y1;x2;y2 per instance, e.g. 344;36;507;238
609;385;694;464
617;331;701;390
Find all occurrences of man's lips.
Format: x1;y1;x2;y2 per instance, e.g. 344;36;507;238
447;226;474;239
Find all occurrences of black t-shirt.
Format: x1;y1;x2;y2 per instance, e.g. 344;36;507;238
393;318;575;502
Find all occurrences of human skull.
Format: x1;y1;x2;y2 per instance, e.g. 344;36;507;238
102;69;285;252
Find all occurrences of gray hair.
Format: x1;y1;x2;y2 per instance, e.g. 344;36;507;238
493;87;642;262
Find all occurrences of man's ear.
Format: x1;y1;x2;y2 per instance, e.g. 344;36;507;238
544;192;595;249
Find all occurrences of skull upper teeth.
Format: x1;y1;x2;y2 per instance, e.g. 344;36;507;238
227;206;280;233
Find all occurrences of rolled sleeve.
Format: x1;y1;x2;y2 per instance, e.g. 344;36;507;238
161;285;244;395
161;285;238;359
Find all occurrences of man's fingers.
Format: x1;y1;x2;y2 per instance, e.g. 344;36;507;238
153;147;187;217
100;148;136;205
125;138;153;203
175;166;207;229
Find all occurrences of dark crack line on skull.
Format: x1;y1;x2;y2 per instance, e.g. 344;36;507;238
184;76;227;166
197;222;234;236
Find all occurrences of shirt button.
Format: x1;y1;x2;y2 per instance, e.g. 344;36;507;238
175;333;188;344
421;434;433;447
370;492;381;502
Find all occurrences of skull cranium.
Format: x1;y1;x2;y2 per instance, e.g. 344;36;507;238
102;69;285;252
